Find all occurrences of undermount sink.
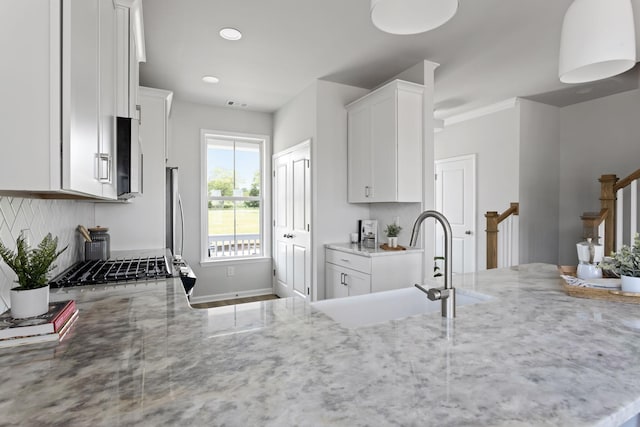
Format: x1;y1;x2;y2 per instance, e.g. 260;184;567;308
311;286;491;328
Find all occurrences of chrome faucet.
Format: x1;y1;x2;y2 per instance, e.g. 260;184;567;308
409;210;455;319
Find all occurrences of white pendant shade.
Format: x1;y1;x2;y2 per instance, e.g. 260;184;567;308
559;0;637;84
370;0;458;35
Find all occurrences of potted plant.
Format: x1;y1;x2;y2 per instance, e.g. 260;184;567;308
0;233;67;318
600;233;640;293
384;223;402;248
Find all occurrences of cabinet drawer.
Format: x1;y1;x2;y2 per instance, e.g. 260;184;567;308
326;249;371;273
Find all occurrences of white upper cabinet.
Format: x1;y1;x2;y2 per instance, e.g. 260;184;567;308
347;80;424;203
0;0;125;199
115;0;145;120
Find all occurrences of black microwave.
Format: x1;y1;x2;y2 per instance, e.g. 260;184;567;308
116;117;143;199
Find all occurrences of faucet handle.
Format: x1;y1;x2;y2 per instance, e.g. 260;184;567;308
414;284;450;301
427;288;442;301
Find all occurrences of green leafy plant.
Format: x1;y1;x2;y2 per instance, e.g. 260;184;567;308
384;223;402;237
599;233;640;278
0;233;67;289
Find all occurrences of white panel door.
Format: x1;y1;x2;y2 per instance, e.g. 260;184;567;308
435;155;476;274
291;150;310;297
273;141;311;299
273;157;290;296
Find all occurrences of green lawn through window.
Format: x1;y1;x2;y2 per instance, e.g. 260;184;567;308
208;208;260;235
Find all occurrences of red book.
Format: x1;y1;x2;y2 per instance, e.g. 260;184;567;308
0;300;76;340
52;300;76;332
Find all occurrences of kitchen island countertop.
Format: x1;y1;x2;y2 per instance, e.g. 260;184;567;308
2;264;640;426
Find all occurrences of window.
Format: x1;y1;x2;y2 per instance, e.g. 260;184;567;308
202;131;267;260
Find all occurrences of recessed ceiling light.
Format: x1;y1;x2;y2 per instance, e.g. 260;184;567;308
219;27;242;41
202;75;220;84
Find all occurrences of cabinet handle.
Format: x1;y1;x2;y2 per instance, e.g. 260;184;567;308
365;186;370;198
96;153;111;183
340;273;344;285
343;273;348;286
340;258;350;262
136;104;142;125
465;230;473;235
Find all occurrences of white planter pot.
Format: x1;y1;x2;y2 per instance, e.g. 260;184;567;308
10;285;50;319
388;237;398;248
621;276;640;293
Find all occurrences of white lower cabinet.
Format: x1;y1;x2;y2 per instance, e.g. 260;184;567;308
325;247;422;299
326;263;371;298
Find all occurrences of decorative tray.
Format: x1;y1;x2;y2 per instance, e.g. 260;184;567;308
558;266;640;304
379;244;406;251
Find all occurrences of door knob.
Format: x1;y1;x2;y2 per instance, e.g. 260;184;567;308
465;230;472;235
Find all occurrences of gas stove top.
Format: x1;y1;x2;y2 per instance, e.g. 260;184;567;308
50;256;172;288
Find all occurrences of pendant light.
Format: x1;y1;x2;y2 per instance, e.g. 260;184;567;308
559;0;637;84
370;0;458;35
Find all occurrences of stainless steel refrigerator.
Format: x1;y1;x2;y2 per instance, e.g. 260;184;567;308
166;167;184;258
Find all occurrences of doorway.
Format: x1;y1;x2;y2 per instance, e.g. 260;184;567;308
435;154;477;274
272;140;311;298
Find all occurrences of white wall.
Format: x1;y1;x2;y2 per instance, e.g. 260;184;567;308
558;88;640;264
518;99;560;264
0;198;93;312
273;82;317;154
435;106;520;270
169;99;273;302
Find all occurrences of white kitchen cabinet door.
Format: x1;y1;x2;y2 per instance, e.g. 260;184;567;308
347;105;372;203
346;80;423;203
369;95;396;202
98;0;117;199
326;263;349;299
61;0;103;197
344;267;371;296
115;0;143;120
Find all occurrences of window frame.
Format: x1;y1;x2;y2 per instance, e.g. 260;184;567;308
200;129;271;264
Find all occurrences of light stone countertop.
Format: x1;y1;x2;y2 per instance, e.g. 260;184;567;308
2;264;640;426
326;242;424;256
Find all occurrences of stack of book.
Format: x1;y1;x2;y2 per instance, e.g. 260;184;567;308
0;300;79;348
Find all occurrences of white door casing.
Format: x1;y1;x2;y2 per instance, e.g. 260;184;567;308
273;141;311;299
435;154;476;274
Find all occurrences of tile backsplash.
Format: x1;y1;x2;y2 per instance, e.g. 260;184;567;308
0;197;93;313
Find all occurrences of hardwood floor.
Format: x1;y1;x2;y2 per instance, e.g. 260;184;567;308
190;294;279;309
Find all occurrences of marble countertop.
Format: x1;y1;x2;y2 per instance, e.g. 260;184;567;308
326;242;424;256
2;264;640;426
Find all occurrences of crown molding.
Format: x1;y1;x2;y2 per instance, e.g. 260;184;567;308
444;97;519;127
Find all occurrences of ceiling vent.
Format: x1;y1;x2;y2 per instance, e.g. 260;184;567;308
226;100;248;108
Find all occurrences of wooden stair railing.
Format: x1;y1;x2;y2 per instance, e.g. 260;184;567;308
485;202;519;269
580;208;608;243
597;168;640;255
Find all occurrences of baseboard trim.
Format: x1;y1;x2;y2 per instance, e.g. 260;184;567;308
190;287;275;305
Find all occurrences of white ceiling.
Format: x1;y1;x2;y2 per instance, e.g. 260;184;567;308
139;0;640;119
